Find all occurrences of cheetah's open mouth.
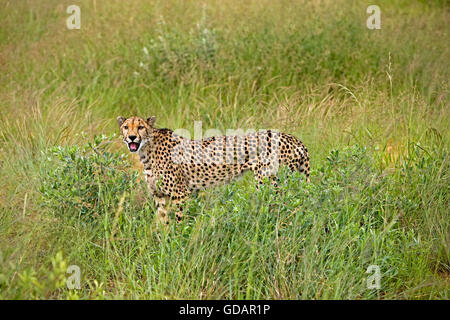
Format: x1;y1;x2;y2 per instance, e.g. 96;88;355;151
128;142;140;152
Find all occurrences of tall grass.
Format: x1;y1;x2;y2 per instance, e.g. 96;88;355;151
0;0;448;299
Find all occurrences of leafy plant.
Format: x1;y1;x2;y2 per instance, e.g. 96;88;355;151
40;134;138;221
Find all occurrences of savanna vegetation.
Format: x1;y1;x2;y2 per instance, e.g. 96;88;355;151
0;0;448;299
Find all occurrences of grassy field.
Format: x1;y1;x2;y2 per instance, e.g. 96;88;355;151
0;0;448;299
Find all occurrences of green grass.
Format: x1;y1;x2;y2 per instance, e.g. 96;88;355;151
0;0;448;299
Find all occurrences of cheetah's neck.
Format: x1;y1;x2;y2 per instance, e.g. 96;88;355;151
138;135;155;170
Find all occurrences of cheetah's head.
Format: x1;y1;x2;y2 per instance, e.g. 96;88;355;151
117;116;156;153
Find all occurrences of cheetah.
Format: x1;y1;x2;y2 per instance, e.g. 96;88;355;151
118;115;310;224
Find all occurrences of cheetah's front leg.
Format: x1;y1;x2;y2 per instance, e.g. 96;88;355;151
153;194;189;224
151;168;189;224
168;171;190;223
171;195;188;223
153;196;169;225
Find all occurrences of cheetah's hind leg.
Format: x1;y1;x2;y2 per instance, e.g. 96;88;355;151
289;159;310;183
255;165;281;191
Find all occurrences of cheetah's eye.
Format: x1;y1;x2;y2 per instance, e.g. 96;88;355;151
138;126;144;130
124;126;128;130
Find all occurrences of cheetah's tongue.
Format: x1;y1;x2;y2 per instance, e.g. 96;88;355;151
129;142;138;151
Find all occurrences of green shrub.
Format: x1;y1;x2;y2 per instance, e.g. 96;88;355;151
39;134;139;221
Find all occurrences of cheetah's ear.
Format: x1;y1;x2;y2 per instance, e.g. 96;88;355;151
147;116;156;127
117;116;126;127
